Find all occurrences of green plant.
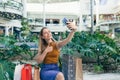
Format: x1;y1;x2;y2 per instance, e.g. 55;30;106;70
0;35;37;80
0;60;15;80
21;18;30;41
0;63;4;80
61;31;120;72
94;64;103;73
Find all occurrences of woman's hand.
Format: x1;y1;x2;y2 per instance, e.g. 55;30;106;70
66;22;77;31
45;45;53;53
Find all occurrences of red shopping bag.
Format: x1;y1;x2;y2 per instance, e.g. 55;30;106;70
21;64;32;80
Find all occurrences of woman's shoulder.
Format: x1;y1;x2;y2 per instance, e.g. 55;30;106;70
50;41;57;46
50;41;59;49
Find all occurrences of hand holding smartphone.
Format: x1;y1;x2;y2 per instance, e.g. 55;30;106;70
62;18;75;30
62;18;68;25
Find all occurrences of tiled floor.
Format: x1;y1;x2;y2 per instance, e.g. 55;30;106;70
83;72;120;80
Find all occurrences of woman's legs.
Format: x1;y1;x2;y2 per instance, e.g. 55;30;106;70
56;72;64;80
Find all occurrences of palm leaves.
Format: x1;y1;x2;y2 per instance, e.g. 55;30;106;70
61;31;120;71
0;60;15;80
0;35;35;80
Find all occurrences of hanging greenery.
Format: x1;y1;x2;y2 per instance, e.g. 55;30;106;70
0;11;22;19
21;18;30;41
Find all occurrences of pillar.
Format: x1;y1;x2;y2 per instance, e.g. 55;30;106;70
95;0;99;25
5;26;9;36
22;0;27;18
78;0;83;31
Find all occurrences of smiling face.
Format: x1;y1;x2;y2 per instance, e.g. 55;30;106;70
41;28;52;41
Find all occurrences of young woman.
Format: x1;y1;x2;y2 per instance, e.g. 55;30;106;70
34;22;77;80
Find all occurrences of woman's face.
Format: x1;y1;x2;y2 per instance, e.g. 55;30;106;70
42;28;52;40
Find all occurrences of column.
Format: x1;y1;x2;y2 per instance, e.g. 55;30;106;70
22;0;27;18
78;0;83;31
11;26;13;35
96;0;99;25
43;0;46;27
90;0;94;33
5;26;9;36
112;28;115;39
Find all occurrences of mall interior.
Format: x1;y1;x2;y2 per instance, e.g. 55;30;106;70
0;0;120;80
0;0;120;38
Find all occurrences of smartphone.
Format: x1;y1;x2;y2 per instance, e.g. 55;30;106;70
62;18;68;25
62;18;74;30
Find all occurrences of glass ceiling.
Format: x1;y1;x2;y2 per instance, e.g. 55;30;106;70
27;0;79;3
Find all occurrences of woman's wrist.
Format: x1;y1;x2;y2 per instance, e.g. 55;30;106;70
66;22;77;32
70;28;77;32
44;49;48;54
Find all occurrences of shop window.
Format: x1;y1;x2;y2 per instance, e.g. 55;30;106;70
46;19;50;26
53;19;59;24
35;18;43;23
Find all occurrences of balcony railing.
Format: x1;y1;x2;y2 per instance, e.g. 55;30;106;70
0;0;23;15
30;25;68;32
97;20;120;27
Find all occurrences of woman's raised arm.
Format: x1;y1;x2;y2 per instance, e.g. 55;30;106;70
57;22;77;49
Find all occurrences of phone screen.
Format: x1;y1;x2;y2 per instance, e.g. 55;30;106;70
62;18;68;25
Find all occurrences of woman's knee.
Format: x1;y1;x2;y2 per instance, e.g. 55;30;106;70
56;72;64;80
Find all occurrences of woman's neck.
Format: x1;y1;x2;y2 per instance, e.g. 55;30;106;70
46;38;53;44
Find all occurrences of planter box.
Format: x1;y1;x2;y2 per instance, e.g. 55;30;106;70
62;54;83;80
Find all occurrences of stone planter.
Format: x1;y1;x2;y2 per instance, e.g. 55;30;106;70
61;54;83;80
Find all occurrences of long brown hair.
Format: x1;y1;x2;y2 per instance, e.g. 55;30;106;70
38;27;47;53
38;27;55;53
